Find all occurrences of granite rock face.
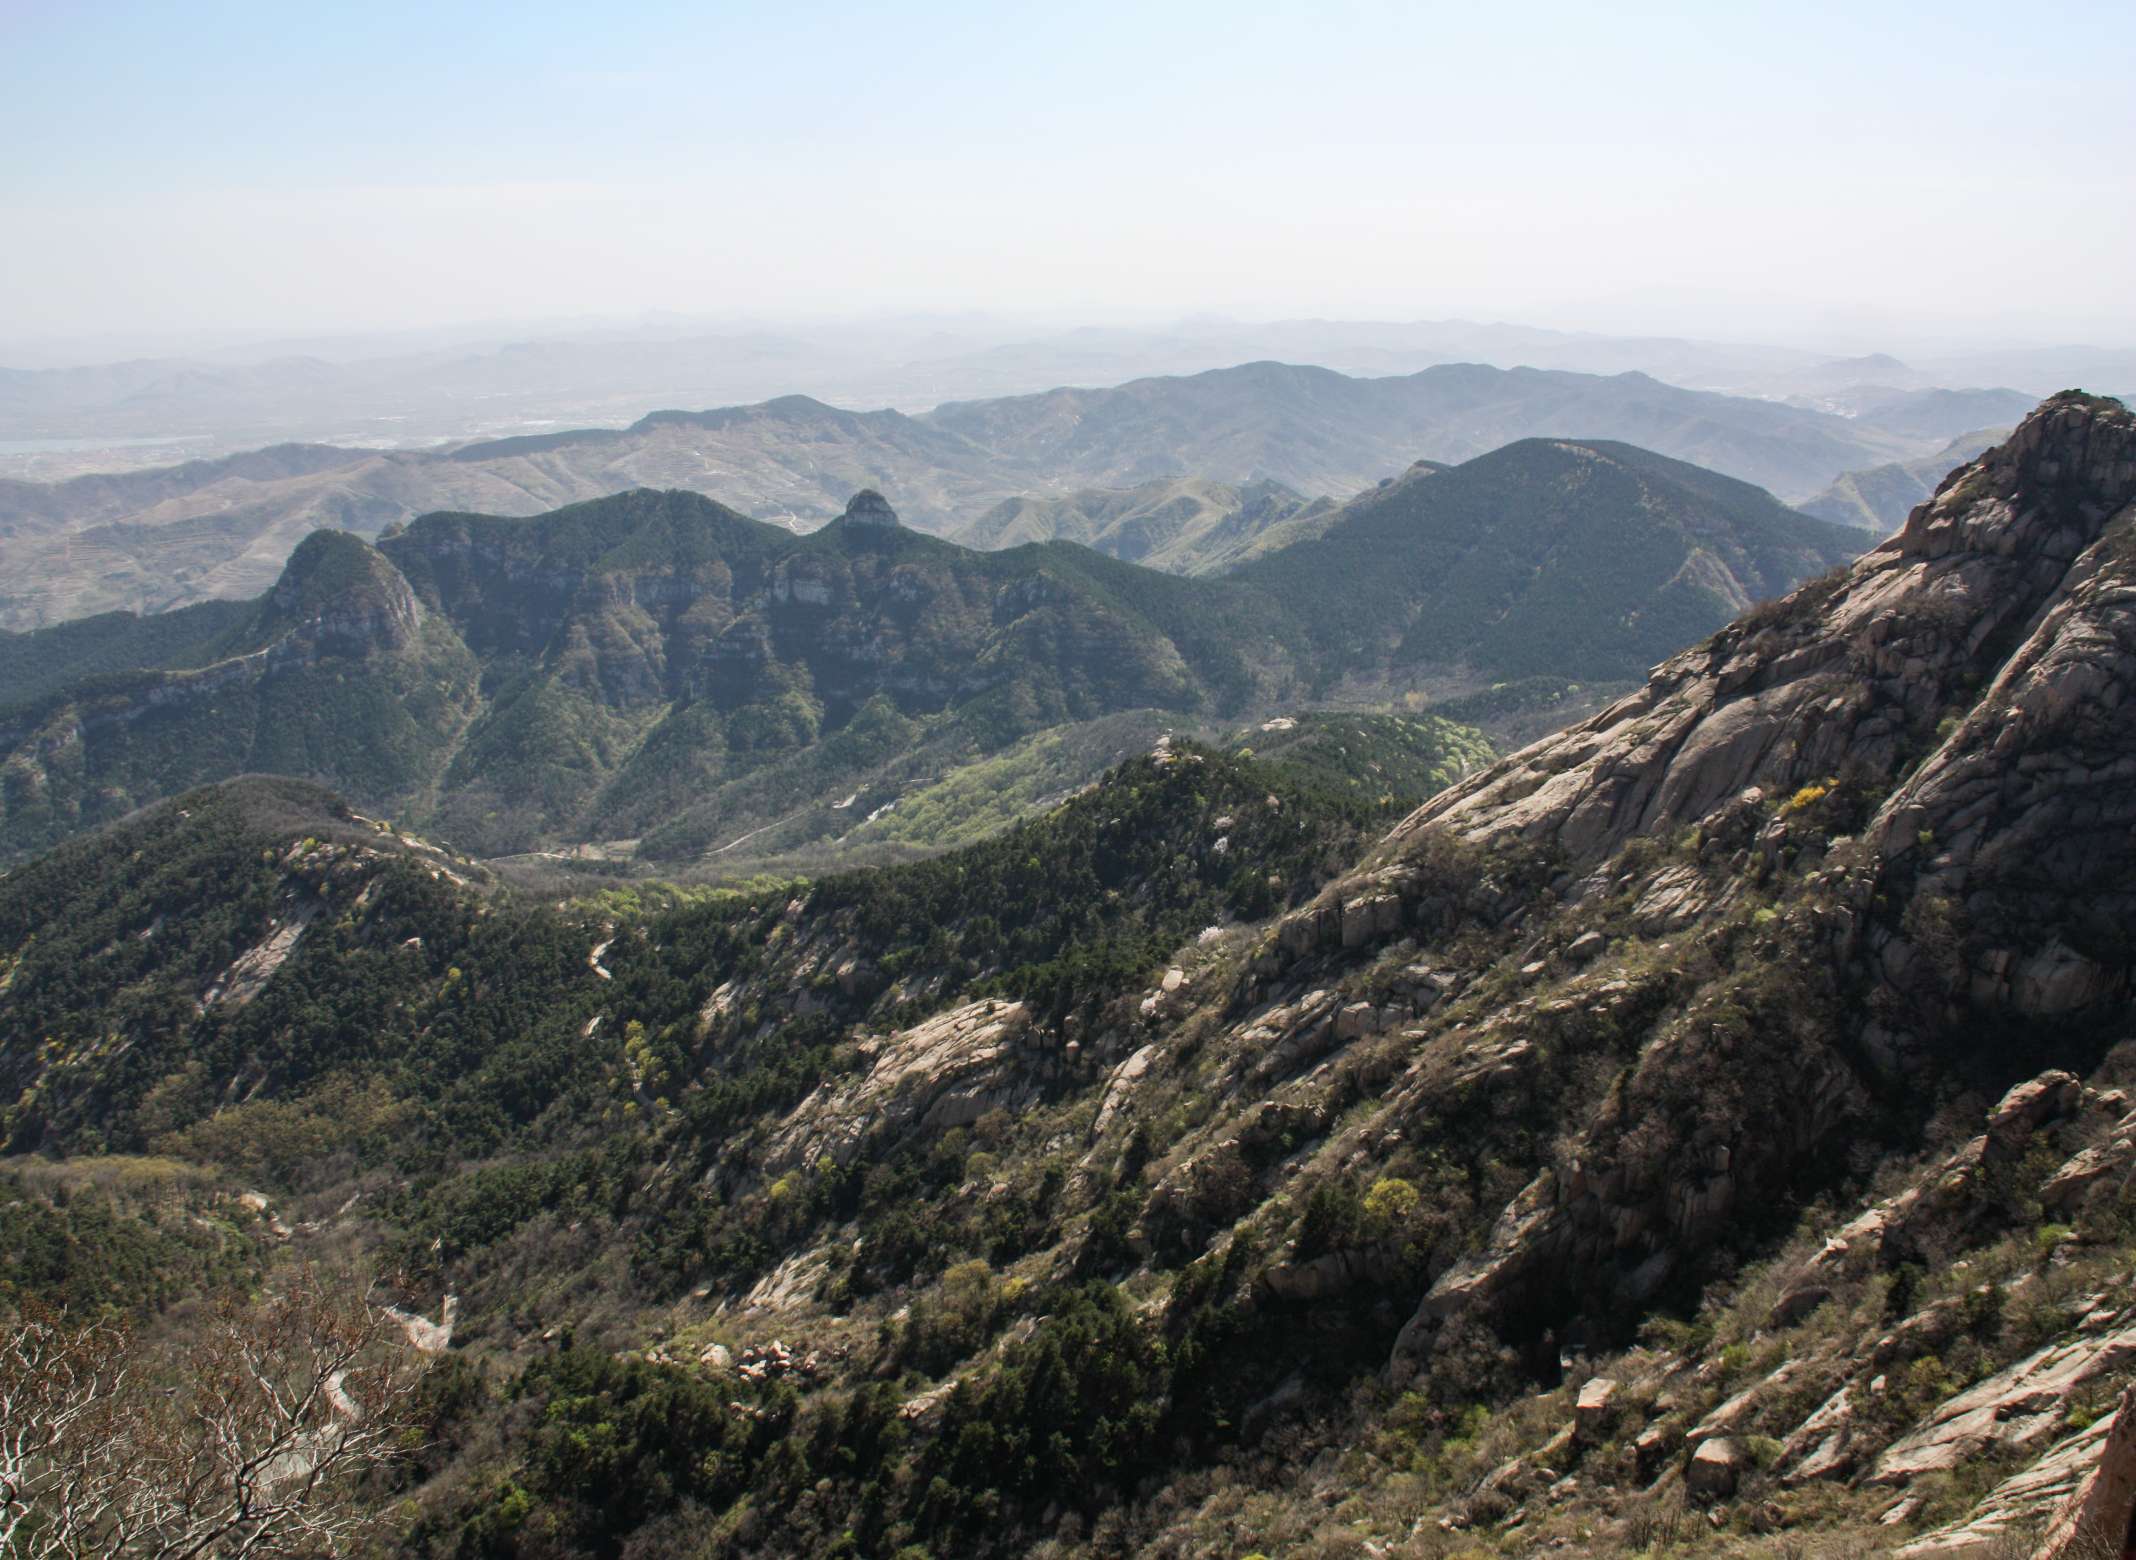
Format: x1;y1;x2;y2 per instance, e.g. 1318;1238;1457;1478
759;998;1042;1177
1388;392;2136;872
2028;1385;2136;1560
1351;394;2136;1381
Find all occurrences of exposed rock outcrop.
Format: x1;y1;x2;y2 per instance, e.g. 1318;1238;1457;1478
1391;393;2136;871
2030;1385;2136;1560
2042;1105;2136;1213
842;489;902;528
1373;394;2136;1381
1891;1385;2136;1558
385;1294;460;1355
1870;1315;2136;1484
760;999;1042;1175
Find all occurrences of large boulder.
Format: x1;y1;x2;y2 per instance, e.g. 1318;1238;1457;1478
1574;1377;1620;1445
1687;1437;1749;1500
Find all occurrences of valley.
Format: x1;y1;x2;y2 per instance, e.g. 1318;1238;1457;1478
9;7;2134;1555
3;394;2134;1558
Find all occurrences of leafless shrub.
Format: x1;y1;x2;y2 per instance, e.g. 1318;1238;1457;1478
1;1271;432;1557
1622;1491;1686;1552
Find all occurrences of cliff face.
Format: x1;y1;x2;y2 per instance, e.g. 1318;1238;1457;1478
1279;392;2136;1372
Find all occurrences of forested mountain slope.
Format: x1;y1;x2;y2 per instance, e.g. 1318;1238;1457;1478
0;446;1859;865
950;474;1342;574
0;489;1315;861
3;396;2135;1558
1235;436;1863;683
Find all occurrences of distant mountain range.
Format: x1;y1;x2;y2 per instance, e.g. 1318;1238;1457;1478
0;438;1862;865
1780;383;2032;435
1;360;1957;628
8;399;2133;1560
6;314;2123;456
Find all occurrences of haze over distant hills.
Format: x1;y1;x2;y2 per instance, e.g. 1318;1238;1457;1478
1798;428;2011;532
1779;382;2031;432
2;359;1934;628
954;477;1341;575
5;315;2124;466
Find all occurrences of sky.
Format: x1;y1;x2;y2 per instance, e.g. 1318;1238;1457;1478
3;0;2133;353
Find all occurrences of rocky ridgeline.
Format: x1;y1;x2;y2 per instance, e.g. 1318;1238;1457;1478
969;394;2136;1549
1388;390;2136;869
514;399;2136;1553
1225;391;2136;1372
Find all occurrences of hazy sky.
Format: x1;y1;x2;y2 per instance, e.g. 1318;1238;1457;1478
4;0;2132;350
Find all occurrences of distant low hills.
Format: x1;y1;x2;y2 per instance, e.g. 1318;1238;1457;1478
0;359;1947;629
951;475;1344;574
0;434;1866;865
1798;428;2010;532
1779;382;2034;436
923;360;1916;501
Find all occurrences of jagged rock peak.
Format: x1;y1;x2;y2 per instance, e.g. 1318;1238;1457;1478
1891;390;2136;561
843;488;901;527
261;528;424;654
1365;391;2136;870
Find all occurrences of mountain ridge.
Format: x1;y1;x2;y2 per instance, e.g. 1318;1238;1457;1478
0;437;1860;864
0;358;1946;629
2;396;2134;1558
951;475;1342;574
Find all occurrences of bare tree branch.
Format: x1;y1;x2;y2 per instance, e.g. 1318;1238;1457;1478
1;1272;432;1558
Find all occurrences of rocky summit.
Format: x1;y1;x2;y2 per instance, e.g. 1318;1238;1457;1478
3;396;2135;1560
842;486;903;527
